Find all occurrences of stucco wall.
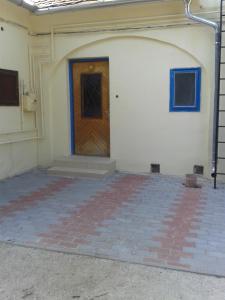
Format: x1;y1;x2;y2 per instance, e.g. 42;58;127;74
29;0;219;33
0;0;221;178
40;23;214;176
0;0;37;179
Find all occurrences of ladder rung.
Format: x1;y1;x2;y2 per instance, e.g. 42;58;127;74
215;4;225;187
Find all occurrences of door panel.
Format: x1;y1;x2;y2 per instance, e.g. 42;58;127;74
73;60;110;156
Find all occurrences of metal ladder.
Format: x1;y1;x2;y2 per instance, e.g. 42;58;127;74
214;0;225;188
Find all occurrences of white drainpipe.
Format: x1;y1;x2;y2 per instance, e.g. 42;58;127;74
183;0;221;179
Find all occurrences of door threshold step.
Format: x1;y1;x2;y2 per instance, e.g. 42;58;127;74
53;155;116;171
56;155;114;163
48;166;113;178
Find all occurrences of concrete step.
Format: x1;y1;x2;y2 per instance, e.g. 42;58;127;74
48;166;113;178
52;155;116;171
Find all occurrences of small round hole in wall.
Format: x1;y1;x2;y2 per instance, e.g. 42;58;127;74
1;27;4;31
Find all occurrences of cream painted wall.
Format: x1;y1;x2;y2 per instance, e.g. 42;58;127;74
200;0;219;8
0;1;37;179
0;0;31;28
29;0;219;34
0;22;34;132
44;24;214;176
30;1;186;33
0;0;221;179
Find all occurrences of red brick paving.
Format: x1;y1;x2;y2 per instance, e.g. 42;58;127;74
145;188;205;269
1;171;225;277
39;175;148;248
0;178;74;222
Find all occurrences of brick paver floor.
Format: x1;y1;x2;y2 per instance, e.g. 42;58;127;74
0;170;225;276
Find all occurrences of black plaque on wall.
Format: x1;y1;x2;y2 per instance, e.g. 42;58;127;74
0;69;19;106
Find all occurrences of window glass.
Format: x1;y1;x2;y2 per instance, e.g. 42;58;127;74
81;73;102;118
174;72;196;106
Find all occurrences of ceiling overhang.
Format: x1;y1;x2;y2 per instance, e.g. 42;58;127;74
7;0;170;15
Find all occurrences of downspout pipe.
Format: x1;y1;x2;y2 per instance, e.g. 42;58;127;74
183;0;221;180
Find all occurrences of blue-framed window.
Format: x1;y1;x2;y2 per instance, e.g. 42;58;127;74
170;67;201;112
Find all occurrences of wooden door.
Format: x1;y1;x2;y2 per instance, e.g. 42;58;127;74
73;60;110;156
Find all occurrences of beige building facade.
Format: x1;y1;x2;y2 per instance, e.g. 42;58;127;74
0;0;224;179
